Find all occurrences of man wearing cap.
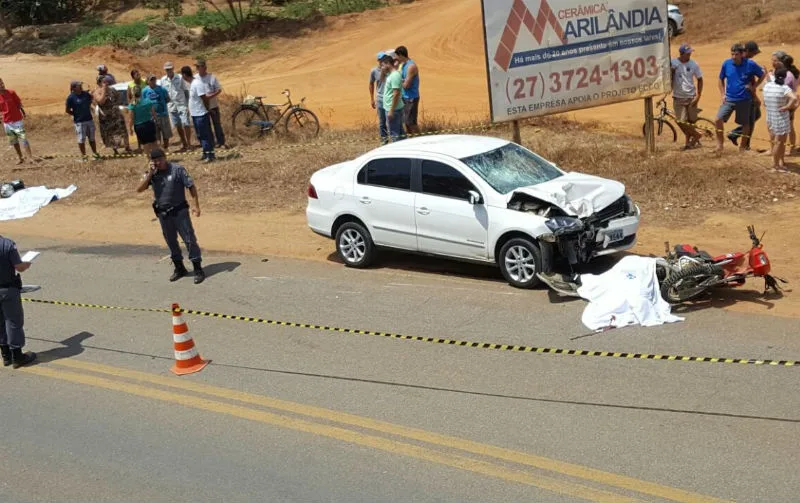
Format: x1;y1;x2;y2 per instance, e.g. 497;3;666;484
182;65;215;162
369;50;392;144
715;43;765;152
727;41;767;149
160;61;192;151
97;64;116;85
195;59;226;149
143;74;173;150
671;44;704;149
380;53;405;141
65;81;101;160
136;148;206;284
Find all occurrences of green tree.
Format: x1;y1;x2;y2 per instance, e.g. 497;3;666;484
0;0;88;30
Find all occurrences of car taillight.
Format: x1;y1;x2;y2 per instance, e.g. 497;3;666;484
307;184;318;199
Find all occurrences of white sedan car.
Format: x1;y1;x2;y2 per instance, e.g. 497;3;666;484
306;135;640;288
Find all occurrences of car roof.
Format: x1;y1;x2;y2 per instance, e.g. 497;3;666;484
369;134;510;160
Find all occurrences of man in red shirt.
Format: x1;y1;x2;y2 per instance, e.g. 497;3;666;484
0;79;34;164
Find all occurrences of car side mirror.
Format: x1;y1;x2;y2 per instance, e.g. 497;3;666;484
467;190;482;205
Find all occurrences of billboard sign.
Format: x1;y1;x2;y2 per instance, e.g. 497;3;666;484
481;0;671;122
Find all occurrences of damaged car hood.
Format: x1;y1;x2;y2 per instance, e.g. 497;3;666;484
508;172;625;218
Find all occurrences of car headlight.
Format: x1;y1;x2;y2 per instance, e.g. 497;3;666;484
545;216;584;233
624;194;636;215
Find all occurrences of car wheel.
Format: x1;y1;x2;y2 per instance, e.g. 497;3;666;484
335;222;375;268
499;238;543;289
668;20;676;38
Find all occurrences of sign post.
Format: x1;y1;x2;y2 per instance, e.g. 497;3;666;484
480;0;671;126
644;96;655;153
512;120;522;143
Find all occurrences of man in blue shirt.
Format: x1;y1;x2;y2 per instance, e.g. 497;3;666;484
143;75;173;150
715;43;764;152
727;41;767;149
65;81;100;160
395;45;421;136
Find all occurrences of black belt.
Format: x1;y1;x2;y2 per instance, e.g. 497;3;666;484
153;200;189;218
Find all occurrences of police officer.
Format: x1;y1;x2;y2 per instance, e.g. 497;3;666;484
136;148;206;284
0;235;37;368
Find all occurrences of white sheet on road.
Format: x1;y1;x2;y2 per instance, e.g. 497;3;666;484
0;185;77;221
577;255;684;331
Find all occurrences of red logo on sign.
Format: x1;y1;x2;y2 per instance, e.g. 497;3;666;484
494;0;568;71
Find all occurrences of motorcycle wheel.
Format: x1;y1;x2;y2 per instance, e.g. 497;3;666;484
660;264;724;304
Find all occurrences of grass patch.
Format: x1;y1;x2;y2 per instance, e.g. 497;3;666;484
175;8;234;30
279;0;387;19
12;106;799;221
57;20;151;54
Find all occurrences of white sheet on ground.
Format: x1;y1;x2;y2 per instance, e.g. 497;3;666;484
0;185;77;221
577;255;684;331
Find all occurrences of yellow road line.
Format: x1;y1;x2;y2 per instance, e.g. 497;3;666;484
24;365;636;503
54;359;730;503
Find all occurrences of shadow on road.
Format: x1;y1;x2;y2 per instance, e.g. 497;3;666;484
203;261;242;278
326;251;506;283
32;331;94;365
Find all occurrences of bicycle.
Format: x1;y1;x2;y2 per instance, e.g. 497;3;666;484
643;95;717;147
231;89;320;143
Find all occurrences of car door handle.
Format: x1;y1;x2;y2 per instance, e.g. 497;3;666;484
359;197;371;204
416;207;430;215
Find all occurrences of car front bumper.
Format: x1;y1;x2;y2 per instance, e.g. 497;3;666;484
593;206;640;256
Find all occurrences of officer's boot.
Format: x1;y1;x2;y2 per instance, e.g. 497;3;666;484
170;259;189;282
0;345;11;367
192;260;205;284
11;347;36;369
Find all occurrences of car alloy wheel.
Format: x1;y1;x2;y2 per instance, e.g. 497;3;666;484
335;221;375;268
505;245;537;283
340;228;366;264
499;237;543;289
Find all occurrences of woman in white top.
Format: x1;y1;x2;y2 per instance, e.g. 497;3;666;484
762;68;799;172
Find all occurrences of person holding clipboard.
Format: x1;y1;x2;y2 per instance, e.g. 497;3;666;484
0;235;37;368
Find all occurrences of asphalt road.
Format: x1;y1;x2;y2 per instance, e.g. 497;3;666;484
1;235;798;503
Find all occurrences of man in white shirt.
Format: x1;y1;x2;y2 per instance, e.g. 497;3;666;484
160;61;192;151
671;44;704;149
181;65;215;163
195;59;226;149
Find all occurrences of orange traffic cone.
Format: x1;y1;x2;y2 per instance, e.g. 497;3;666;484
170;303;210;375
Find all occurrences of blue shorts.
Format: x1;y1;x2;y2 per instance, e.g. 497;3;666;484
716;100;752;126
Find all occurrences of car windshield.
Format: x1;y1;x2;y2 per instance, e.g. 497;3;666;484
459;143;563;194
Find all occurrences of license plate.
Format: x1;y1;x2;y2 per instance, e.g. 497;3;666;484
606;229;624;243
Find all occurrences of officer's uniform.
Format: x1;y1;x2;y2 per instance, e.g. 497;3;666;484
0;235;36;368
148;162;203;277
0;236;25;349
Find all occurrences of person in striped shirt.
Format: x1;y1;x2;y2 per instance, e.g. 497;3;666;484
762;68;799;172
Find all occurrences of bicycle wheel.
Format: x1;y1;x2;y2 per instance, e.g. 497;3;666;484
283;108;320;142
232;107;267;143
643;118;677;145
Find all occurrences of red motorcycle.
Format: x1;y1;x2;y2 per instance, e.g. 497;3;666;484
657;226;787;304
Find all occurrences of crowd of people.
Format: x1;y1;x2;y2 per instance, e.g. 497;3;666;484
0;58;229;164
368;45;421;144
670;40;799;171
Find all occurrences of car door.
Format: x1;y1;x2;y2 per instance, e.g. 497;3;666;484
352;157;418;251
414;159;489;260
